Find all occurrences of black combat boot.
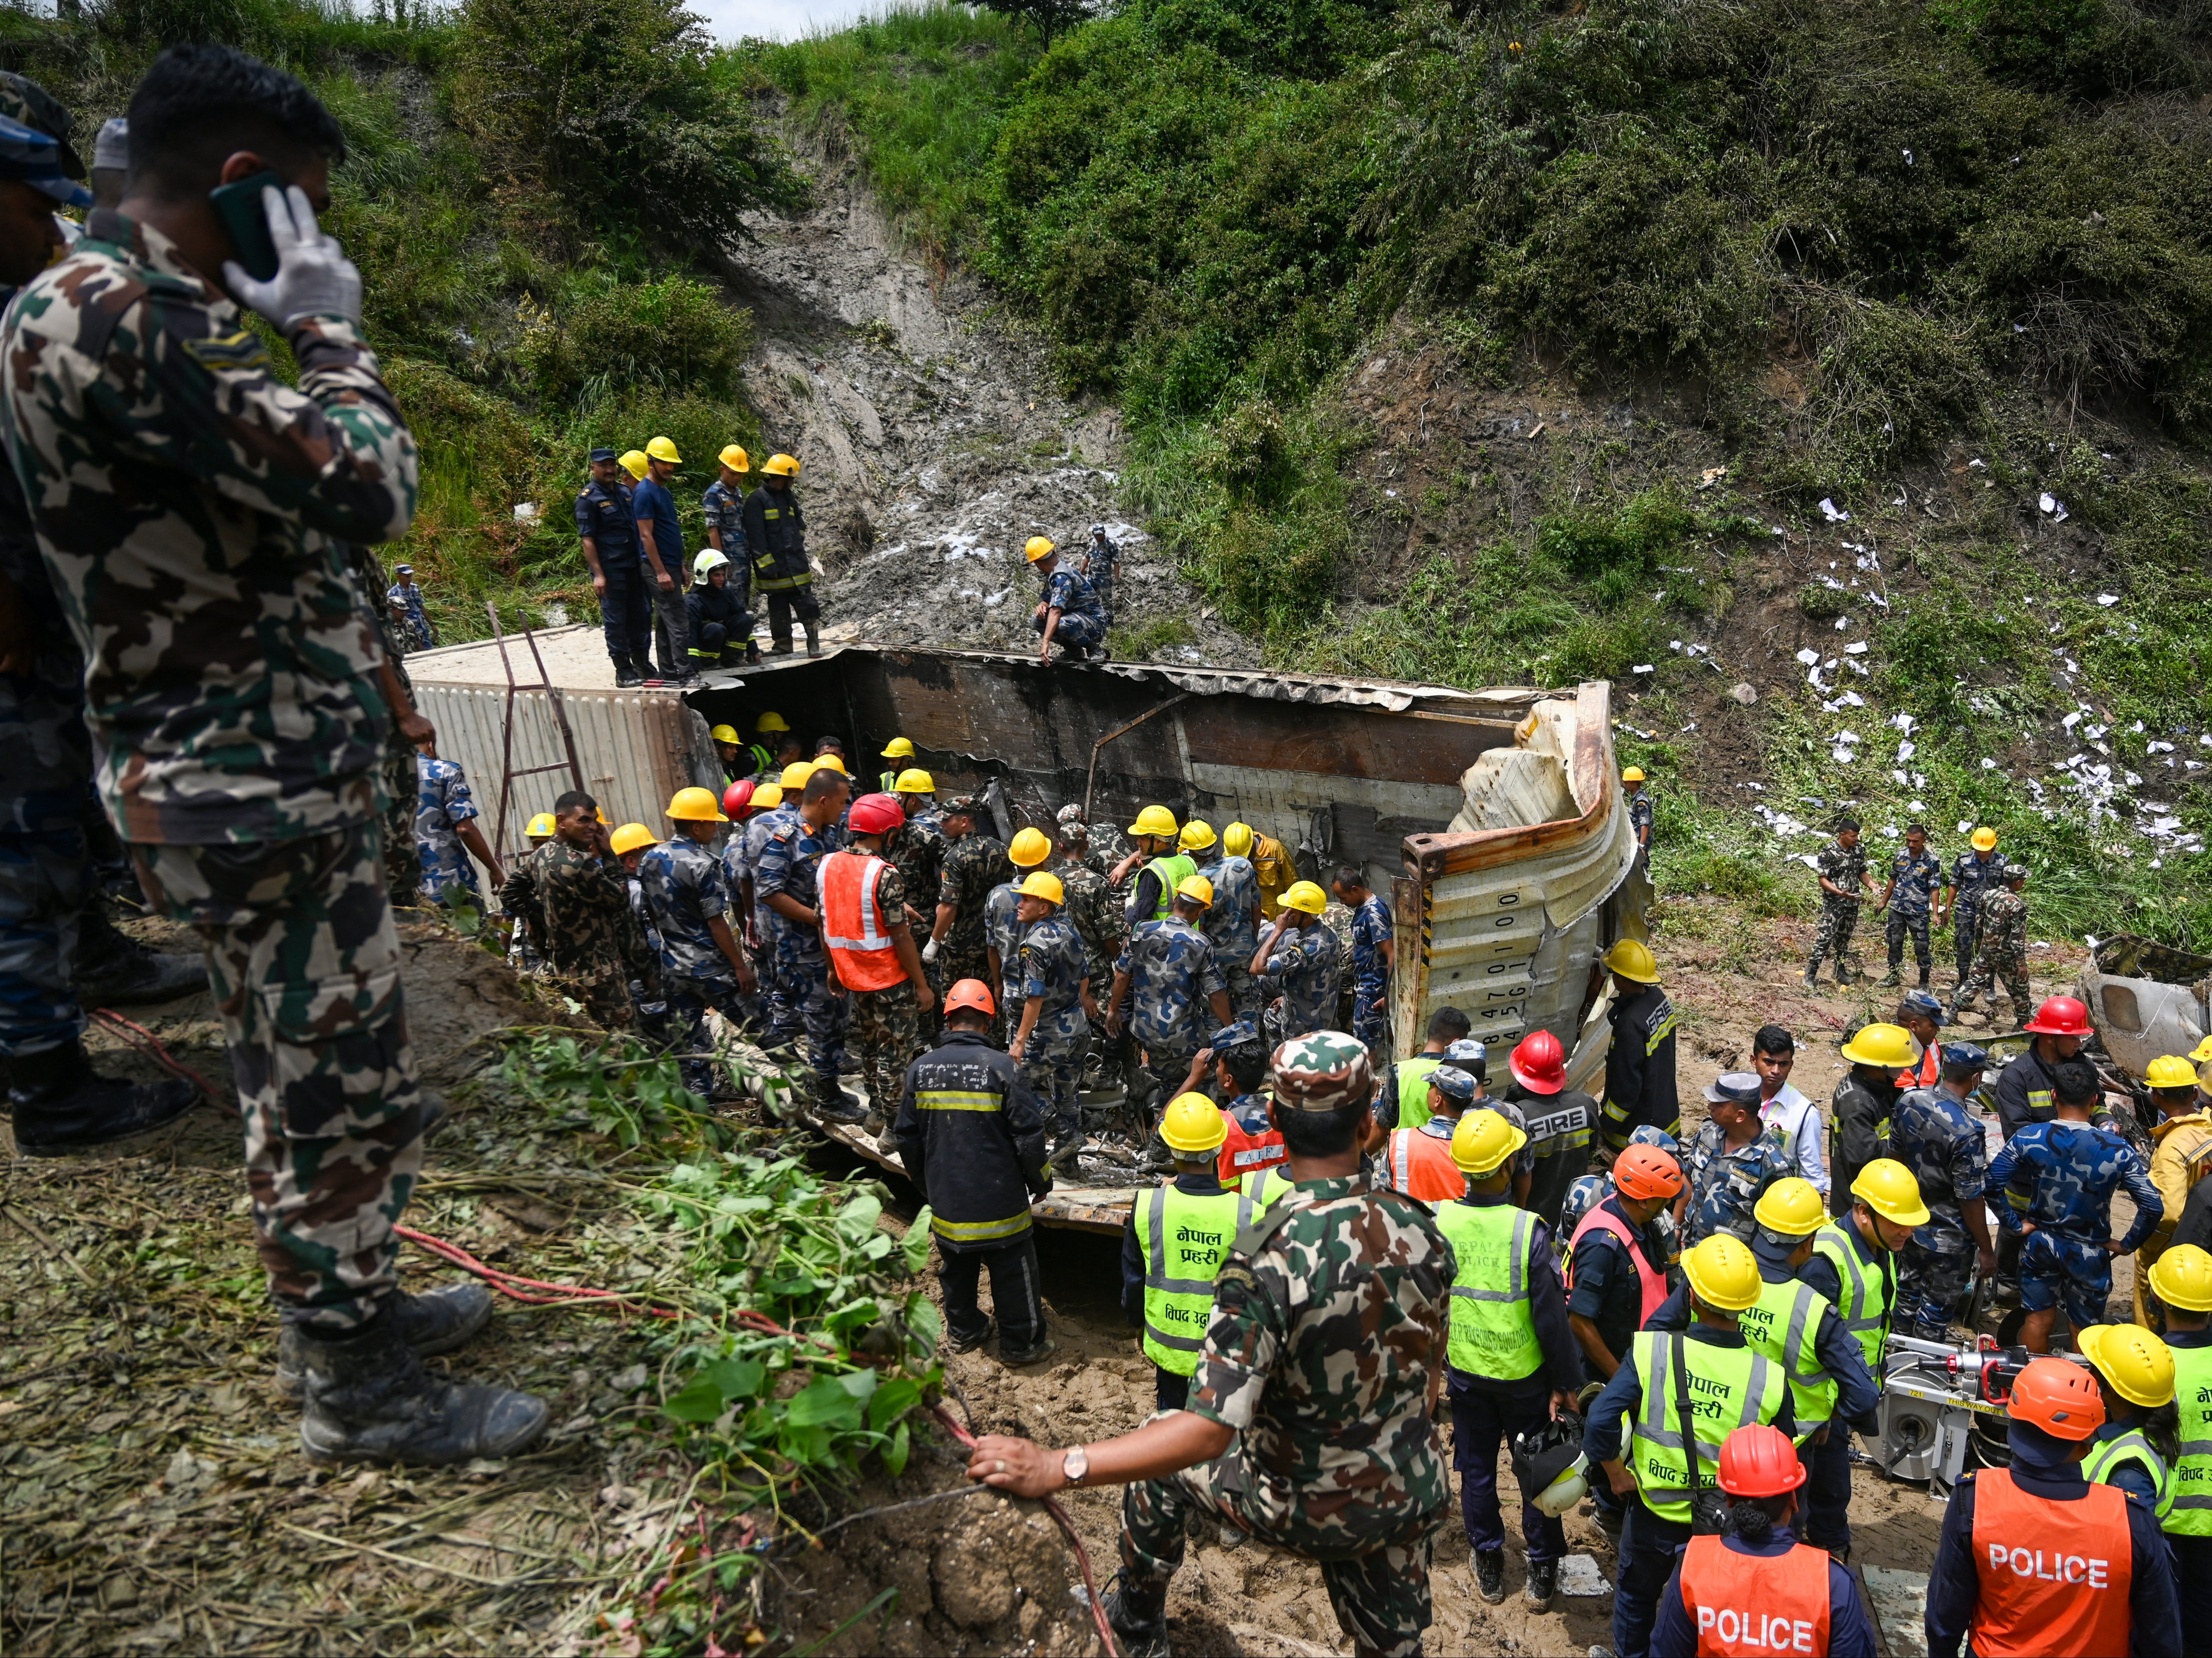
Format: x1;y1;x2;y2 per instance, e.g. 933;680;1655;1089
1102;1572;1170;1658
72;906;207;1005
296;1307;548;1466
275;1281;494;1398
1526;1557;1558;1607
1476;1547;1507;1603
9;1041;198;1155
614;656;644;689
803;619;822;658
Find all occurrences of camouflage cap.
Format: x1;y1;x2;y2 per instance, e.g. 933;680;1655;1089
1209;1020;1260;1051
942;794;985;819
1429;1065;1478;1103
1442;1038;1487;1071
1055;802;1088;824
1628;1123;1680;1156
0;73;88;207
1269;1030;1374;1113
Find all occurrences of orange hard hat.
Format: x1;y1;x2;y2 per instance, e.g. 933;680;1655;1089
2008;1355;2106;1440
1510;1028;1567;1095
1614;1143;1685;1201
943;978;996;1019
1717;1424;1807;1498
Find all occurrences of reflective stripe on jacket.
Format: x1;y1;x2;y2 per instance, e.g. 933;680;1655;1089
1433;1200;1543;1381
822;851;903;992
1628;1331;1784;1526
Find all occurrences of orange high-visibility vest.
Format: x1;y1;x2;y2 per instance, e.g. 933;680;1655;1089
1677;1533;1831;1656
821;851;904;992
1217;1108;1287;1192
1968;1466;2133;1658
1568;1201;1669;1324
1387;1125;1465;1203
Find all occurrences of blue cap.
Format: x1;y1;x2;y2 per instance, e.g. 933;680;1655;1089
1900;990;1947;1026
1430;1066;1479;1103
1443;1038;1487;1067
1628;1124;1680;1155
1939;1041;1990;1075
1703;1071;1762;1106
1209;1020;1260;1050
589;447;618;463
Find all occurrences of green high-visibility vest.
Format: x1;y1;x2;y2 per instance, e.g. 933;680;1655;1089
1398;1056;1444;1133
1737;1275;1838;1439
1136;1184;1242;1376
1243;1164;1291;1216
2085;1425;2176;1525
1432;1201;1544;1381
1812;1221;1892;1375
879;769;899;792
1628;1331;1786;1526
2169;1343;2212;1535
1148;853;1198;920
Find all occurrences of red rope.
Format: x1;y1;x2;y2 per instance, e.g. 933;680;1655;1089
91;1008;230;1111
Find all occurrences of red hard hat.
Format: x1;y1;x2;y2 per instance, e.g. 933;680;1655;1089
943;978;996;1018
722;779;756;818
847;792;906;837
2009;1355;2106;1440
1509;1028;1567;1095
2024;995;2094;1038
1614;1143;1684;1201
1716;1423;1807;1497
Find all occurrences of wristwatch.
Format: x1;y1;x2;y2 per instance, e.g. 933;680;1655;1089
1061;1445;1089;1487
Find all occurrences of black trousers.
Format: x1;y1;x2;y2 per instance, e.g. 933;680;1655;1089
938;1232;1044;1350
1154;1365;1190;1413
2176;1532;2212;1658
1613;1498;1693;1658
765;586;821;648
597;560;652;665
690;617;755;668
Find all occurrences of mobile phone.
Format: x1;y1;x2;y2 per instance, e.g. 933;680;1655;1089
209;169;286;282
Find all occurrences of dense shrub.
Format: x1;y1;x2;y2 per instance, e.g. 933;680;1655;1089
517;276;753;406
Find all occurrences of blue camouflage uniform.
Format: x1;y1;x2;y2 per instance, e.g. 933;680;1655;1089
1115;916;1226;1103
575;472;649;670
1015;911;1091;1140
625;870;671;1043
1887;1080;1989;1338
413;755;481;905
385;576;434;652
1559;1125;1681;1266
1883;845;1945;984
1257;918;1342;1043
757;812;849;1103
740;802;798;1026
1986;1119;2160;1331
984;877;1028;1014
1947;848;2010;984
1197;853;1263;1021
638;837;750;1095
1678;1117;1794;1246
1034;564;1108;653
1347;891;1392;1057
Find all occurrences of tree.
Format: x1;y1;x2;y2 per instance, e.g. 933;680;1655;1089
975;0;1090;48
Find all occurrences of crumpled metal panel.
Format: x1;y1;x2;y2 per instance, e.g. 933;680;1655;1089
1092;660;1499;711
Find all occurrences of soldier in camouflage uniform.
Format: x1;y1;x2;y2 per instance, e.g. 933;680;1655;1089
1887;1041;1998;1339
640;788;760;1098
1252;881;1344;1043
1059;801;1126;878
928;797;1011;1036
1877;823;1945;990
965;1031;1454;1658
5;47;548;1459
346;542;429;905
1197;834;1264;1023
984;858;1031;1022
1006;872;1095;1157
1676;1072;1794;1246
1059;820;1130;1097
499;794;652;1032
757;767;854;1115
1943;831;2010;988
737;780;797;1029
890;772;945;929
1804;819;1873;988
1953;865;2032;1027
1109;880;1234;1122
1986;1054;2161;1349
820;794;934;1136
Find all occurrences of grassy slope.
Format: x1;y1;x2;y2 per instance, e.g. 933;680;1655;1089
770;0;2212;949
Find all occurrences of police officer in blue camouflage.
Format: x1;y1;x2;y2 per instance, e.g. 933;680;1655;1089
1942;827;2008;989
1108;875;1234;1133
1251;879;1343;1043
1888;1042;2000;1340
640;786;760;1098
1987;1054;2162;1351
757;766;854;1116
1006;869;1096;1161
386;562;434;653
1026;536;1109;661
1560;1124;1682;1264
413;742;500;911
575;447;651;688
1878;822;1945;990
988;826;1053;1019
1332;865;1395;1061
1678;1072;1795;1246
1193;822;1263;1021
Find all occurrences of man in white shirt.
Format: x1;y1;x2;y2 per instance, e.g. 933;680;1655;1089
1751;1023;1827;1196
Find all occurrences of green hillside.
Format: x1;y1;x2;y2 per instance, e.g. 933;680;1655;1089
770;0;2212;949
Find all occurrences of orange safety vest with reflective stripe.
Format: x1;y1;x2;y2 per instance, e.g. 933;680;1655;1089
1967;1467;2133;1658
821;851;904;992
1897;1044;1940;1092
1677;1534;1831;1657
1217;1108;1287;1192
1387;1125;1466;1202
1568;1201;1669;1325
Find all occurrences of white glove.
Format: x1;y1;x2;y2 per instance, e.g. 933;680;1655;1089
223;184;363;330
921;938;939;964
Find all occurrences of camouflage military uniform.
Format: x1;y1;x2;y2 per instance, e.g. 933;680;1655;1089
639;838;749;1096
527;837;656;1032
1012;912;1090;1138
1883;845;1945;984
1059;803;1129;876
1257;918;1343;1043
625;869;672;1043
937;826;1010;1024
1678;1117;1794;1246
1347;892;1393;1059
839;859;926;1116
7;203;426;1331
1948;849;2011;984
346;543;421;904
1955;884;2030;1026
758;813;849;1103
1120;1033;1451;1658
414;755;482;908
1199;852;1263;1022
1808;840;1867;973
984;877;1028;1016
1888;1082;1988;1338
1116;916;1226;1105
1060;855;1130;1096
891;814;946;933
1987;1119;2160;1331
741;802;798;1027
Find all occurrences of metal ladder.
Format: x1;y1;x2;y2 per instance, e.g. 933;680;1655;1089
485;601;586;862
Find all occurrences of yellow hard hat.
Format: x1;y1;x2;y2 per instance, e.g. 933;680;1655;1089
1683;1234;1763;1312
1850;1158;1931;1226
1752;1177;1826;1237
666;786;727;822
1179;819;1217;852
1281;880;1327;916
1024;535;1057;563
525;812;557;839
1840;1022;1916;1069
780;762;816;789
2146;1055;2198;1090
757;711;790;734
760;453;800;478
1018;870;1065;905
1971;826;1999;852
1223;822;1254;858
1175;874;1215;908
2193;1034;2212;1064
616;449;648;481
881;737;915;759
2078;1323;2176;1408
1010;827;1052;867
1450;1108;1527;1175
1160;1092;1228;1154
813;754;849;776
1128;804;1179;838
894;768;935;794
610;822;657;856
751;783;784;810
718;444;750;472
1604;937;1660;983
644;435;681;465
1622;766;1647;783
2150;1244;2212;1312
709;723;741;745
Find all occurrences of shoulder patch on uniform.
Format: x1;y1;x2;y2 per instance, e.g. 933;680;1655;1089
180;328;274;372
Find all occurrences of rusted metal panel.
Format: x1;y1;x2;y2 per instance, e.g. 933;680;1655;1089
810;1115;1133;1236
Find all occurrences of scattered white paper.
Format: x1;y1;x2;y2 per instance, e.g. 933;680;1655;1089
1820;497;1850;521
2098;594;2121;607
1796;648;1821;666
1834;616;1849;631
1631;663;1654;674
1845;641;1869;655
